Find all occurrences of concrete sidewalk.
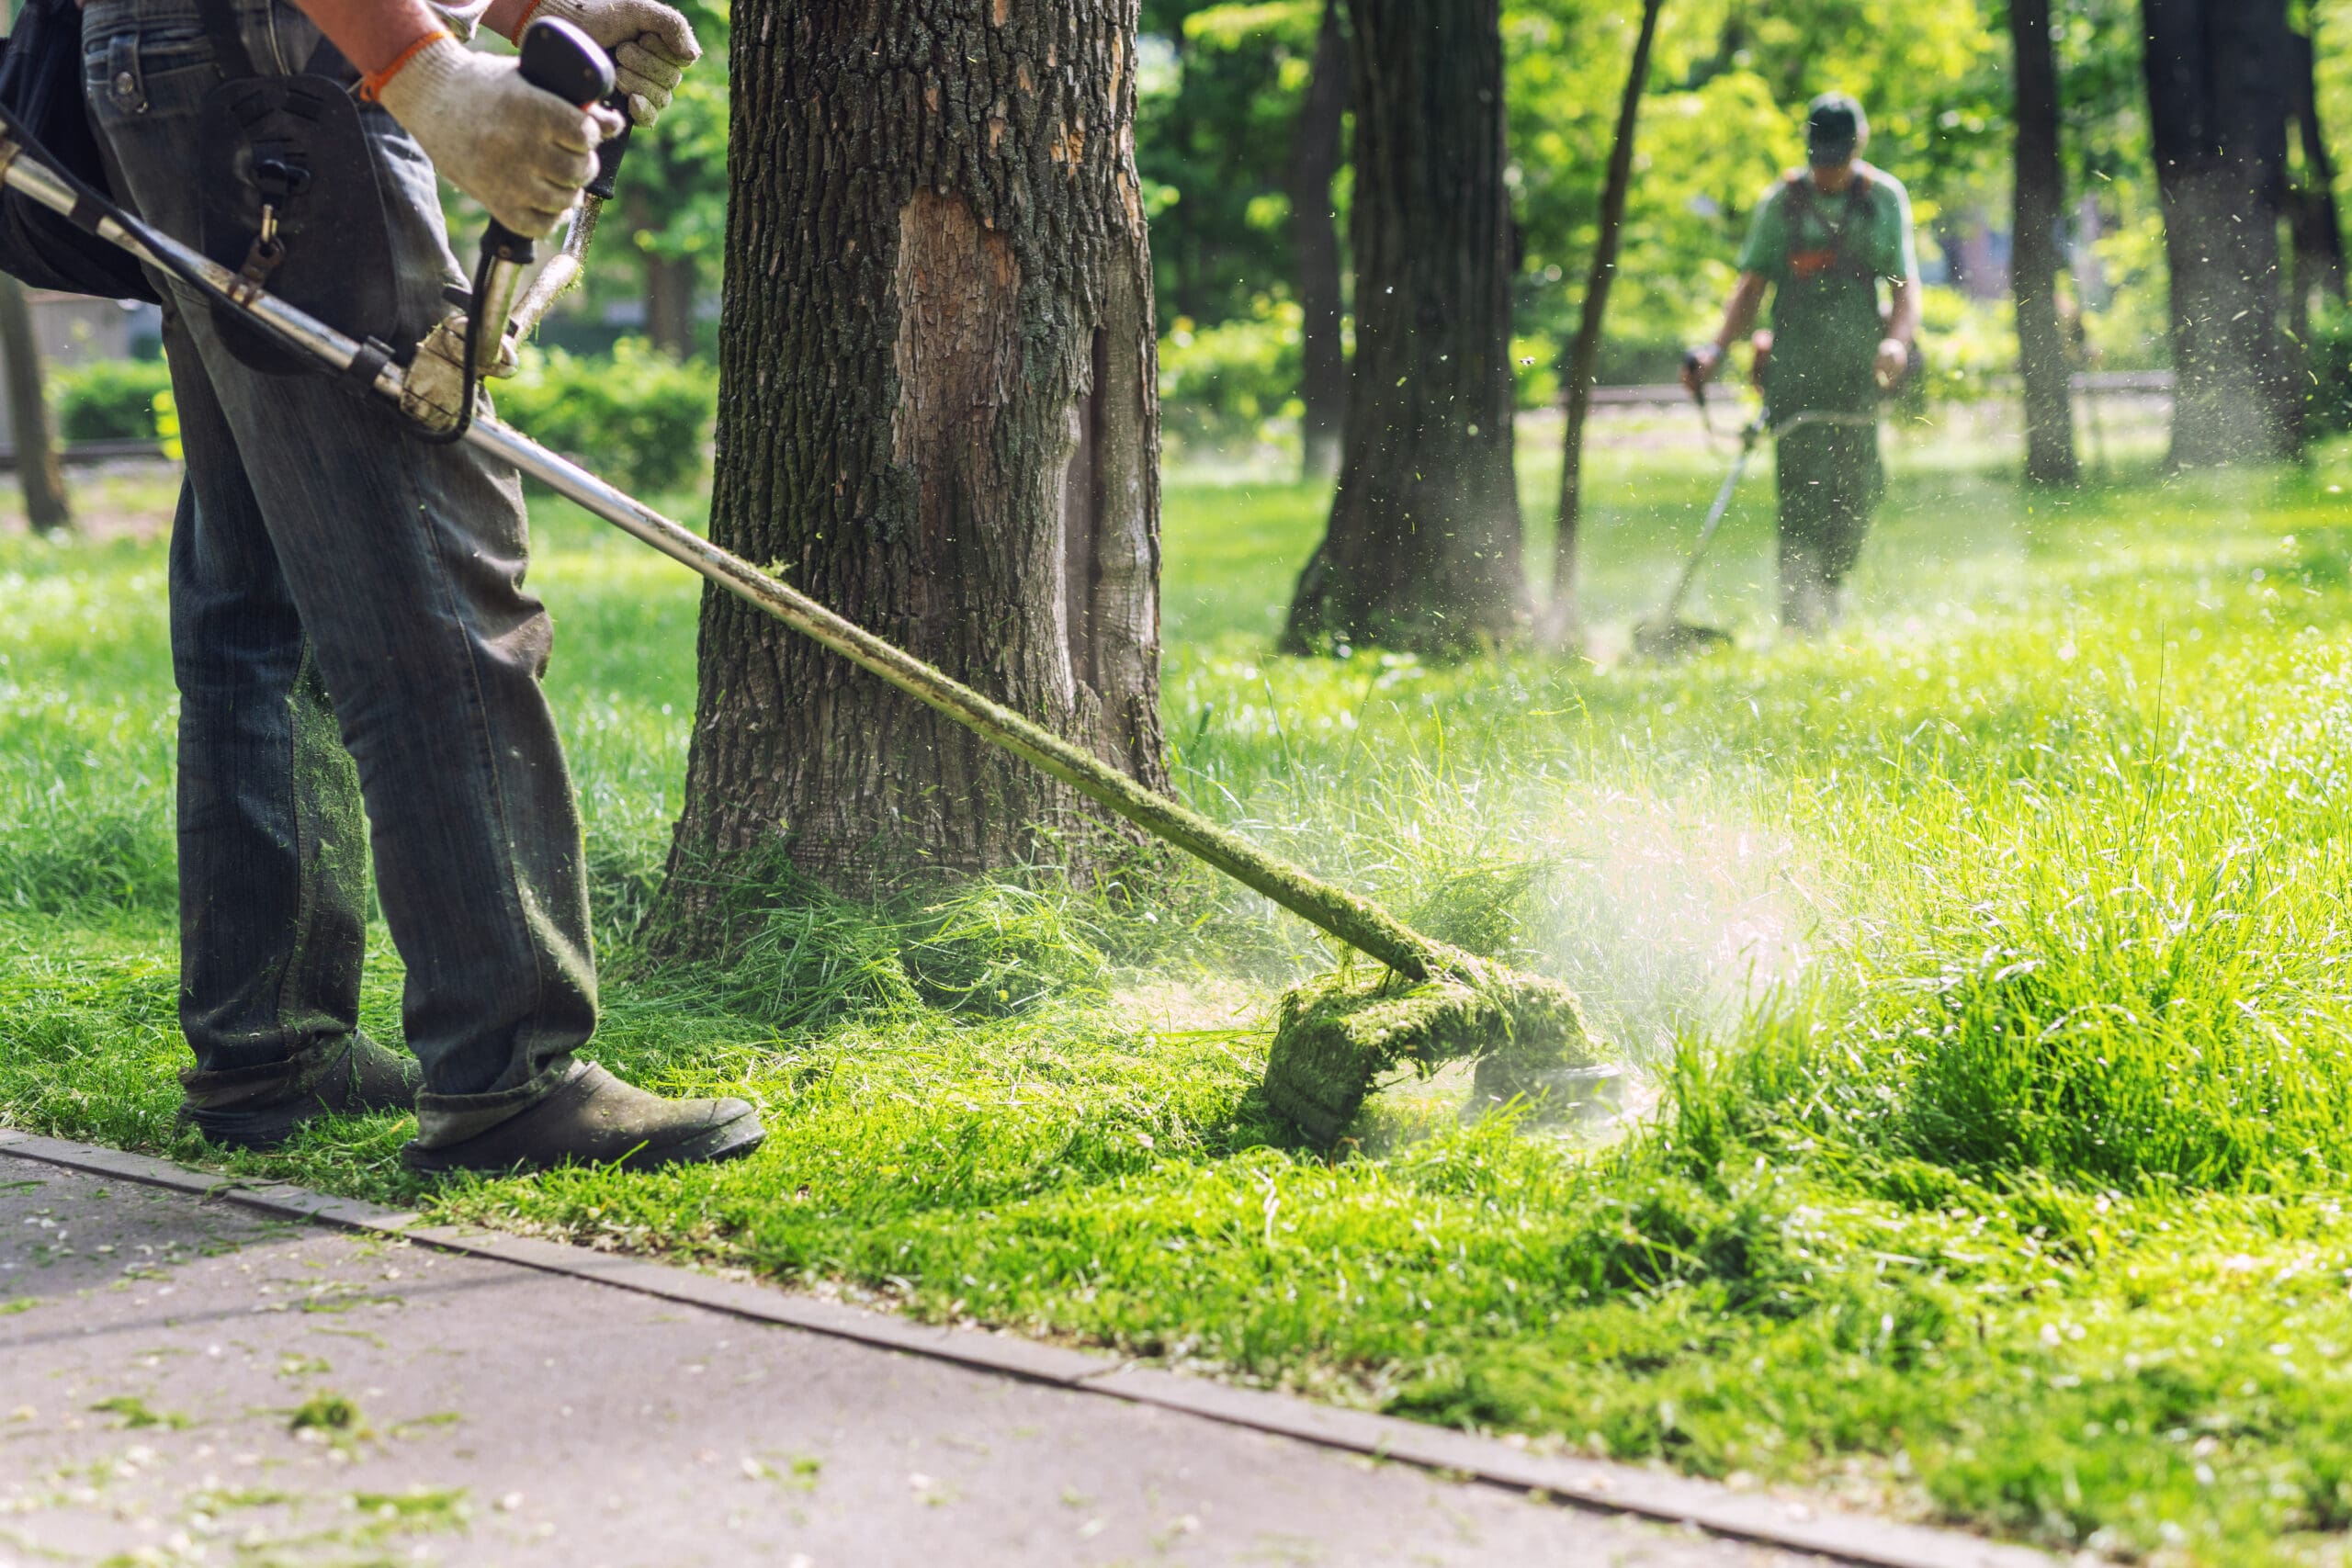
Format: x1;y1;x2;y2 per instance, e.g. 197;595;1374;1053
0;1143;2043;1568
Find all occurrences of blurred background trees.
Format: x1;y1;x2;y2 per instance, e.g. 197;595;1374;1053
395;0;2352;495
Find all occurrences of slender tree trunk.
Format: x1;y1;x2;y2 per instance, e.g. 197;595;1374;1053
650;0;1166;937
0;277;68;535
1287;0;1348;484
2142;0;2300;465
1542;0;1662;649
1282;0;1522;655
2287;25;2346;340
2012;0;2078;486
644;253;696;357
626;185;700;357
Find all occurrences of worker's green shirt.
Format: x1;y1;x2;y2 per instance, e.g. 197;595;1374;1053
1736;161;1917;413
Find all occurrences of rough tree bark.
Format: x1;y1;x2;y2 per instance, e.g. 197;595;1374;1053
2142;0;2300;465
1542;0;1662;649
1286;0;1348;484
650;0;1165;933
1281;0;1522;655
2287;25;2346;340
0;277;68;535
2011;0;2078;487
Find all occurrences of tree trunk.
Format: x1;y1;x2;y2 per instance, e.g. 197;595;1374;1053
650;0;1166;933
1542;0;1661;649
626;184;701;357
644;251;696;357
2011;0;2078;487
2287;25;2346;338
1281;0;1522;655
0;276;68;536
2142;0;2300;465
1287;0;1348;484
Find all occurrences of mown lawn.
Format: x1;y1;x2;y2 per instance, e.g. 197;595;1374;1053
8;426;2352;1563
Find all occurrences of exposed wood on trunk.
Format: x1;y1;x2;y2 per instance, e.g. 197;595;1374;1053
0;277;68;536
2141;0;2300;465
2011;0;2078;487
1543;0;1662;648
650;0;1165;939
1282;0;1523;656
1286;0;1349;484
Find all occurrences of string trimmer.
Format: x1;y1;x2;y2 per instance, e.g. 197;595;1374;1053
0;26;1603;1149
1633;366;1879;662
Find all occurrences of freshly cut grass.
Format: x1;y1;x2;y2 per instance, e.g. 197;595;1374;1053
8;442;2352;1562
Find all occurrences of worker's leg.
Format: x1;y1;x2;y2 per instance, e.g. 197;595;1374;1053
1775;422;1880;632
163;319;422;1142
1775;424;1837;632
1813;424;1883;601
164;309;362;1071
89;0;595;1144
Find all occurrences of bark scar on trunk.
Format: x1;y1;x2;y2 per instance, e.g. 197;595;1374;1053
890;189;1023;498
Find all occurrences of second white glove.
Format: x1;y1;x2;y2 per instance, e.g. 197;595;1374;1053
519;0;701;128
375;35;627;238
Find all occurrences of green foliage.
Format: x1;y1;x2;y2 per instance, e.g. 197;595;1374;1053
1158;298;1306;449
1138;2;1327;327
51;358;174;444
492;342;716;496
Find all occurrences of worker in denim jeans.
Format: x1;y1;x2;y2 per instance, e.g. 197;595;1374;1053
85;0;764;1173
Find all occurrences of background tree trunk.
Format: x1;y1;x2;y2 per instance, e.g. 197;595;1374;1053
2011;0;2078;487
2141;0;2300;465
0;277;68;536
1542;0;1662;649
1281;0;1522;655
1287;0;1349;485
2287;24;2346;344
650;0;1166;937
643;251;697;358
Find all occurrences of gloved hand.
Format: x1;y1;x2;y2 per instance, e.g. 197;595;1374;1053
513;0;701;127
374;35;626;238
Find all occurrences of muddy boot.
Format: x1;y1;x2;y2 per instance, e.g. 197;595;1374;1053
178;1032;423;1150
401;1062;765;1176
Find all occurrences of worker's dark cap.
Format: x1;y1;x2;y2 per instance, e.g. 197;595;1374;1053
1806;93;1867;162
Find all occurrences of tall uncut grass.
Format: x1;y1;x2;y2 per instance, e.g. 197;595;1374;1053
8;433;2352;1562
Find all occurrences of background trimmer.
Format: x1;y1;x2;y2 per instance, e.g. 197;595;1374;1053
1631;372;1760;660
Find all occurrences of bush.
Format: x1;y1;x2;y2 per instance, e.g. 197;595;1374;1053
492;340;716;495
1158;297;1304;449
52;358;174;444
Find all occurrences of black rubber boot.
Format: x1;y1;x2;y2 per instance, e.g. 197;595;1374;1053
401;1062;765;1176
177;1032;423;1150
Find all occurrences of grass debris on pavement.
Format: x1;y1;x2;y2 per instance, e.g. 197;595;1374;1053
8;434;2352;1564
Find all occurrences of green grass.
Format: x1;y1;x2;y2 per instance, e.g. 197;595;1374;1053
8;427;2352;1562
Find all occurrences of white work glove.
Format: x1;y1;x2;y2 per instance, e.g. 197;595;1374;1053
516;0;701;127
375;36;626;238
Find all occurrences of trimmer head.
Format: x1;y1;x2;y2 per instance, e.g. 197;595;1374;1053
1631;618;1736;661
1261;952;1604;1149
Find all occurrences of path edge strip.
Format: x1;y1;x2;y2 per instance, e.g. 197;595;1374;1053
0;1127;2051;1568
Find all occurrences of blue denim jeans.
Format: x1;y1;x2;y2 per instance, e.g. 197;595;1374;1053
83;0;597;1142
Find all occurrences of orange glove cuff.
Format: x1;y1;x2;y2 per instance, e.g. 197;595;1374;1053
356;28;455;104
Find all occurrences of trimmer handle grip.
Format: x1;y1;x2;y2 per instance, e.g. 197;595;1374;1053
515;15;631;202
1681;344;1717;408
588;114;631;201
518;17;616;108
483;18;620;261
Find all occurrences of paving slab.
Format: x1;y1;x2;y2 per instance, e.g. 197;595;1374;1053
0;1145;2037;1568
